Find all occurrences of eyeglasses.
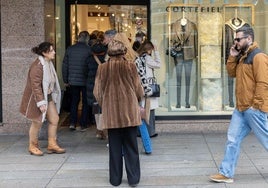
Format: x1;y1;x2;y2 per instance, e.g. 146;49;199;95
233;36;248;42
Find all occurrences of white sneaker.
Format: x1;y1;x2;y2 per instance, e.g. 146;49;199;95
69;124;76;131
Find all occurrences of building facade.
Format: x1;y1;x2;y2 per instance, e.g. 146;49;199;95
1;0;268;134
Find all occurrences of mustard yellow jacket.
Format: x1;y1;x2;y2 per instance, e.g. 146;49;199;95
227;42;268;112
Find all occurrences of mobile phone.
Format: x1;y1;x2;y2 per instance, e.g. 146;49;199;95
234;44;239;51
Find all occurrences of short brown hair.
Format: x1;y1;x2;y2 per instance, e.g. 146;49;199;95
107;40;127;56
136;40;154;56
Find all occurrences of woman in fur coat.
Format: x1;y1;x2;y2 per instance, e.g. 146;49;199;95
20;42;65;156
94;40;144;187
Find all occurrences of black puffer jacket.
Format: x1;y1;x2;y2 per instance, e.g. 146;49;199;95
86;42;107;105
62;42;92;86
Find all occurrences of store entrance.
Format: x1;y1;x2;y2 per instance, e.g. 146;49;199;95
66;1;150;46
61;1;150;126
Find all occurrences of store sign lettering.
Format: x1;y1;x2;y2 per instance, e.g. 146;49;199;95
166;6;222;13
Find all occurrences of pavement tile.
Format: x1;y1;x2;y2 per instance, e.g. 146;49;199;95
0;126;267;187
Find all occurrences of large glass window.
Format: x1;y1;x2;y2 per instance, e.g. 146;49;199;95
151;0;268;117
70;4;147;45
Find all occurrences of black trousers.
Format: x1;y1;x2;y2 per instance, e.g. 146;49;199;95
108;127;140;186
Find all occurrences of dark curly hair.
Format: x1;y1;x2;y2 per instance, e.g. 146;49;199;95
31;42;53;56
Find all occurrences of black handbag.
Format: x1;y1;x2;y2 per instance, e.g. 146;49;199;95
148;69;160;97
166;42;183;58
92;102;102;114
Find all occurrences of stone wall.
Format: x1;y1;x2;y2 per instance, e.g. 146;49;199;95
0;0;45;134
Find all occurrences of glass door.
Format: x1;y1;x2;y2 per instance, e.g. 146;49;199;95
70;4;148;45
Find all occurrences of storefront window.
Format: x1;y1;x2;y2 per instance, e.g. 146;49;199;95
151;0;268;116
70;4;147;45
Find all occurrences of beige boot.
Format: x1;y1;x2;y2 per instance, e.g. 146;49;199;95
47;138;66;154
29;140;43;156
29;122;43;156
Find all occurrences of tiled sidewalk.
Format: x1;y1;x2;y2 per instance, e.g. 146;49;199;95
0;125;268;187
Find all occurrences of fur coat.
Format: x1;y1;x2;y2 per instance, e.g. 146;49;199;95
93;56;144;129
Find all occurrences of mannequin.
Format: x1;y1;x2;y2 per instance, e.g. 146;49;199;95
225;10;250;107
170;15;197;108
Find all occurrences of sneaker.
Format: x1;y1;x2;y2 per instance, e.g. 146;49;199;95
150;133;158;138
79;126;89;132
69;124;76;131
209;174;234;183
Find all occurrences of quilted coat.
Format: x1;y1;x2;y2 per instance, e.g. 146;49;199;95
62;42;92;86
93;56;144;129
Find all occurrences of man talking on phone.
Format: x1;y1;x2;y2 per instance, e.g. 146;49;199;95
210;25;268;183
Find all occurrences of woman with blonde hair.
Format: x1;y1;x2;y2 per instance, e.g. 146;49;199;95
113;32;138;62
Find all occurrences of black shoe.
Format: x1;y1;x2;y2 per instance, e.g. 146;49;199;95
79;126;89;132
176;104;181;108
129;183;138;187
229;101;234;107
150;133;158;138
185;103;190;108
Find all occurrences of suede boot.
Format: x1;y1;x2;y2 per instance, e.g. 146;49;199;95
29;122;43;156
47;138;66;154
29;140;43;156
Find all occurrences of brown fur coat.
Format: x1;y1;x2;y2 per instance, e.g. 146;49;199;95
93;56;144;129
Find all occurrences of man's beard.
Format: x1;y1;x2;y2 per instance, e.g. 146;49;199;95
240;43;250;54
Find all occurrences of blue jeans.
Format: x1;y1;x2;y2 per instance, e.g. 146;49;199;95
219;108;268;178
69;85;88;127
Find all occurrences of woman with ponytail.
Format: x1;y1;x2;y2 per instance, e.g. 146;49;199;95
20;42;65;156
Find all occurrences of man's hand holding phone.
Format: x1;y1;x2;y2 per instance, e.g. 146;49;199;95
230;44;240;57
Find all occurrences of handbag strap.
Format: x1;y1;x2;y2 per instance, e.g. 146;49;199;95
151;69;157;82
93;55;101;65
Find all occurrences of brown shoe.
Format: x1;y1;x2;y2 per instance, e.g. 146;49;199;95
29;141;43;156
209;174;233;183
47;138;66;154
